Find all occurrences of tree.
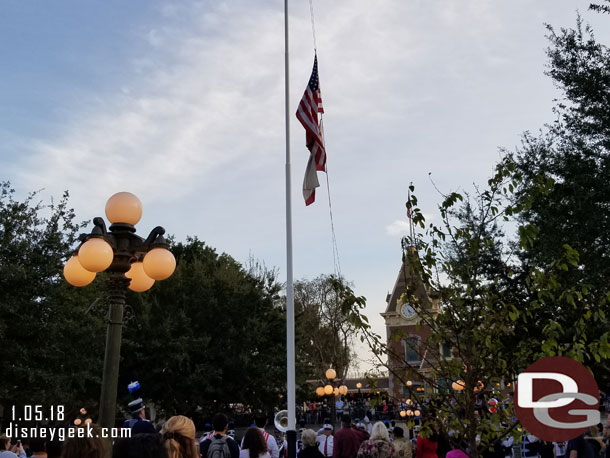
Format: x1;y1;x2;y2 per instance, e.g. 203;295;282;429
118;237;287;420
590;1;610;14
294;275;359;382
340;16;610;457
509;18;610;386
0;182;107;420
344;163;610;458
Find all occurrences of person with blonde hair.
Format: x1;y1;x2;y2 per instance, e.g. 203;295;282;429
357;422;395;458
298;429;324;458
161;415;198;458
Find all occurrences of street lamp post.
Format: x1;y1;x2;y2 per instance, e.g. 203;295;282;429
63;192;176;429
317;368;348;426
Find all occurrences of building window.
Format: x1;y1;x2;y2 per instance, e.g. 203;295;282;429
440;342;452;359
404;337;420;364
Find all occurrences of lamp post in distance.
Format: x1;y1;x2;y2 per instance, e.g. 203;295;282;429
315;368;348;426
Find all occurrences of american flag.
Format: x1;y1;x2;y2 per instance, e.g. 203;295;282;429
296;55;326;206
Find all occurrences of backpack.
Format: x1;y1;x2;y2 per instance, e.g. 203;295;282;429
208;435;232;458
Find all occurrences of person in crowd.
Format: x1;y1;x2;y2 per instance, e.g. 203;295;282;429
0;435;26;458
554;442;567;458
274;430;286;458
603;425;610;458
241;427;270;458
113;433;169;458
392;427;412;458
161;415;198;458
567;433;587;458
299;430;324;458
334;414;365;458
435;427;450;458
337;398;345;422
201;413;240;458
317;425;334;458
445;437;468;458
133;419;159;435
61;425;111;458
586;426;604;458
356;422;395;458
28;438;46;458
354;423;370;443
45;439;62;458
123;399;151;430
538;441;554;458
251;415;279;458
416;423;438;458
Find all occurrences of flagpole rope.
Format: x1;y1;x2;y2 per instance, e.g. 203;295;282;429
309;0;318;52
325;168;342;278
309;0;339;277
322;123;342;278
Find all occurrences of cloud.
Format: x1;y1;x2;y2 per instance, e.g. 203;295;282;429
16;1;286;211
386;220;411;236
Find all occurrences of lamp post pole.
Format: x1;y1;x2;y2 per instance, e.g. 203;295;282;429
64;193;176;429
98;273;130;428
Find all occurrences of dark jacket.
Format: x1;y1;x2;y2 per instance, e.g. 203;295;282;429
300;446;325;458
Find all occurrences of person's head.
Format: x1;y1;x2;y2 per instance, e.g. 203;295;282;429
254;415;268;429
323;425;333;436
61;425;111;458
370;422;390;442
449;436;463;450
45;439;62;458
113;433;168;458
392;427;404;439
161;415;197;458
589;425;600;436
30;437;45;453
242;427;268;458
0;435;10;451
129;399;147;420
212;413;229;433
301;429;317;448
341;414;351;426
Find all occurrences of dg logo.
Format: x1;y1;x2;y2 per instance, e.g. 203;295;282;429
514;356;600;441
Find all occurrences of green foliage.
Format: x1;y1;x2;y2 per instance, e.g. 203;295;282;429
294;275;359;383
0;182;107;411
343;17;610;456
119;237;286;418
509;17;610;387
0;185;288;423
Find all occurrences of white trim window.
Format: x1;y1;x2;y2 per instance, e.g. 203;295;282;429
403;336;420;364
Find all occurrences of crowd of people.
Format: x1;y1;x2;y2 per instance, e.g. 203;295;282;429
302;399;400;425
1;406;609;458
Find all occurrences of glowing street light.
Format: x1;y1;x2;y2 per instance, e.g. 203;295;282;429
64;192;176;428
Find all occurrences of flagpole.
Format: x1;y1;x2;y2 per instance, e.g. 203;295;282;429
284;0;297;457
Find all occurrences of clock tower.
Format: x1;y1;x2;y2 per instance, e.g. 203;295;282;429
380;249;439;400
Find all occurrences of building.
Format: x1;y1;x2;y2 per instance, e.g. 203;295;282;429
380;250;447;401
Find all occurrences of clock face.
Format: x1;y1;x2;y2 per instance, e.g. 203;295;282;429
401;303;416;319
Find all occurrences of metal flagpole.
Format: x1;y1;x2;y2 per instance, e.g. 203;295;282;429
284;0;297;457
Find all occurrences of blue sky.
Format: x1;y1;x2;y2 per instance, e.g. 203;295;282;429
2;0;609;372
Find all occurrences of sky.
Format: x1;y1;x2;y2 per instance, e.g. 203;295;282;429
1;0;609;375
